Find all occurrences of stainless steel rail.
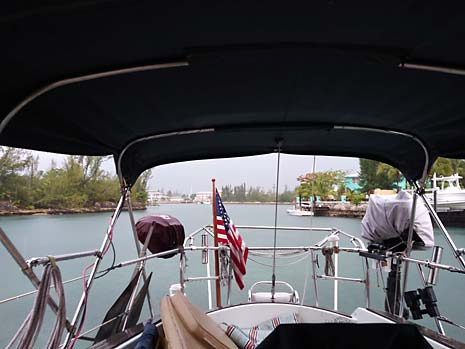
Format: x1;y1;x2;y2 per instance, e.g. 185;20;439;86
182;226;369;311
63;190;128;348
418;189;465;270
0;227;73;331
4;222;465;347
26;250;100;267
317;275;365;283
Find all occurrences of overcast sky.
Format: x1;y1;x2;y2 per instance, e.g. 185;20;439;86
35;151;359;194
148;154;359;194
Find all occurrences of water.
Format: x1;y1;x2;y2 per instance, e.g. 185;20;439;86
1;204;465;347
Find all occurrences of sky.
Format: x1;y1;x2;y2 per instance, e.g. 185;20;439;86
35;151;359;194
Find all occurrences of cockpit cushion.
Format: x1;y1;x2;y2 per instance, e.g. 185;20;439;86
160;292;238;349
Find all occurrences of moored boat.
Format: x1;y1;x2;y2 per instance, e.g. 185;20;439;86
286;208;315;216
287;203;331;217
286;202;314;216
427;174;465;212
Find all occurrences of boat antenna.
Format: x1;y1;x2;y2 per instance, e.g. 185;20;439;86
271;139;283;302
301;155;317;305
311;155;316;215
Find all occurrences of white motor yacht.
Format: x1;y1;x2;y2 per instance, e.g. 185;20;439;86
428;174;465;212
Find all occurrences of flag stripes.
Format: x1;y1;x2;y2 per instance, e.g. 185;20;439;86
215;189;248;289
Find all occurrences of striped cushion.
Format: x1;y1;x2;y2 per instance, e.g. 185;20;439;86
225;313;298;349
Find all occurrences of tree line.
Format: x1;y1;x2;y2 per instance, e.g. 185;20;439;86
296;170;346;201
0;147;149;209
359;158;465;193
220;183;296;202
293;157;465;203
4;145;462;209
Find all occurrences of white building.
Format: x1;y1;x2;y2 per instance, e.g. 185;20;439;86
193;191;212;204
147;190;168;204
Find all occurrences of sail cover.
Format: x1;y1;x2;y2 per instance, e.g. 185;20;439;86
361;191;434;248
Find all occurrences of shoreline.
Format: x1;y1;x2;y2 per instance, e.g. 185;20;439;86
156;201;295;205
0;206;147;217
0;201;369;218
156;201;368;218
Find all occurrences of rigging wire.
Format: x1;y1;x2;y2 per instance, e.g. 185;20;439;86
94;239;116;280
301;155;317;306
248;252;311;268
69;263;93;349
249;250;308;258
0;269;113;306
270;140;282;302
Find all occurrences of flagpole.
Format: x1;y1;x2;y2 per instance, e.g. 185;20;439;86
212;178;222;308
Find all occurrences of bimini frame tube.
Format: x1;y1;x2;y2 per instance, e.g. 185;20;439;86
334;126;430;184
116;127;215;185
63;188;128;348
400;63;465;77
118;124;428;187
0;61;189;137
417;186;465;270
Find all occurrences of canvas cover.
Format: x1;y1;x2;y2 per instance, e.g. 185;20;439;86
361;191;434;248
136;215;185;258
256;323;432;349
1;3;465;185
160;292;238;349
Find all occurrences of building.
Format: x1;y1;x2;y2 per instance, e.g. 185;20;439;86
147;190;169;204
344;173;362;192
344;173;407;193
193;191;212;204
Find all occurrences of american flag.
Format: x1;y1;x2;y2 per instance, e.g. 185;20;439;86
215;189;248;289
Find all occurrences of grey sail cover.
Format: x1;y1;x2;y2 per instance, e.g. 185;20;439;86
361;191;434;248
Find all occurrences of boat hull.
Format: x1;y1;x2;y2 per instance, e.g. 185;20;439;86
426;192;465;212
286;209;314;216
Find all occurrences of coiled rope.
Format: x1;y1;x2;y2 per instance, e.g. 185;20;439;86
6;257;66;349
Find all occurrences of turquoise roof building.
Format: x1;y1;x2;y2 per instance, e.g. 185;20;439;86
344;173;362;192
344;173;407;192
393;177;407;190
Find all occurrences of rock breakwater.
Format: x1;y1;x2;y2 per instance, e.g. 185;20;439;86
319;202;367;218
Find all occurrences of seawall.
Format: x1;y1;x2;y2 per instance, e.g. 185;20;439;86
315;202;367;218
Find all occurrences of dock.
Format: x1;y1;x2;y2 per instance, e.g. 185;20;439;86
318;201;465;226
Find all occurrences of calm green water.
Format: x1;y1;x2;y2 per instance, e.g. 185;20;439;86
1;204;465;347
